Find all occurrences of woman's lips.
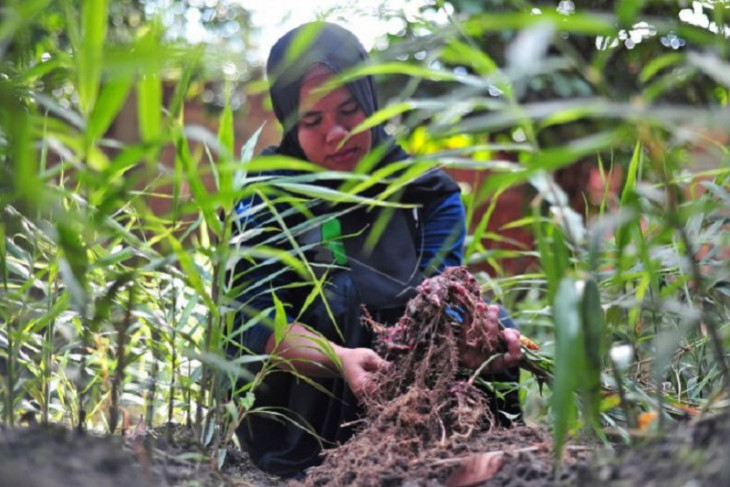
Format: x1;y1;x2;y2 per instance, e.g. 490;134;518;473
327;147;360;166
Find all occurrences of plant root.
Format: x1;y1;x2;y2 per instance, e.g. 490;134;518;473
303;267;502;486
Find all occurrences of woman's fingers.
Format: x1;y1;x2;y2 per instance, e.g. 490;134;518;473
341;348;390;402
362;349;391;372
501;328;523;368
484;305;500;347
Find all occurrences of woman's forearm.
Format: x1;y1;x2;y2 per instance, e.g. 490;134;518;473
264;323;390;401
264;323;345;378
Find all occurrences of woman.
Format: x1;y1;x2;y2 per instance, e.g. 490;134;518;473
230;22;522;477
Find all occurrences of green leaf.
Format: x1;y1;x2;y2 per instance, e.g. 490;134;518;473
137;72;162;143
580;278;605;433
169;48;204;120
464;11;614;37
616;0;644;28
338;62;488;88
350;102;414;135
441;37;498;76
3;87;39;206
184;350;253;381
56;222;89;312
168;235;216;315
176;129;221;235
78;0;108;117
614;141;643;280
551;277;584;467
87;75;133;142
216;85;235;195
282;22;323;64
272;292;288;346
218;90;235;159
234;125;265;192
640;52;684;83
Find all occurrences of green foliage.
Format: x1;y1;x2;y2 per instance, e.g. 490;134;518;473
551;276;606;464
1;0;729;477
393;0;730;454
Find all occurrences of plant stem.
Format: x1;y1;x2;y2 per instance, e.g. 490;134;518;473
6;317;15;427
78;316;89;433
1;220;12;426
42;277;58;425
146;328;160;427
110;284;134;434
643;129;730;392
167;276;177;443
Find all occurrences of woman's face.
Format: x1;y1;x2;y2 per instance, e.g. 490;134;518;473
297;65;372;171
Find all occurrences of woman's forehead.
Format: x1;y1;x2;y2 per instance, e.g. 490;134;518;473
301;64;335;85
299;73;353;112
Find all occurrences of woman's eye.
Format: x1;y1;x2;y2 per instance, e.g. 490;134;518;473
300;116;321;128
341;103;359;115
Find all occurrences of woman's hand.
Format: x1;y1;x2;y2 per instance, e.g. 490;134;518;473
459;304;523;374
337;347;391;402
265;323;390;402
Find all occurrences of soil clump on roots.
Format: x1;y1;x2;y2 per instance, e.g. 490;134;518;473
303;267;514;486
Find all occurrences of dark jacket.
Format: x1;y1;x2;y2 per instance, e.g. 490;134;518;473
229;177;465;477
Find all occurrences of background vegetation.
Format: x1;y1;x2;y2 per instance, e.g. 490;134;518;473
1;0;729;469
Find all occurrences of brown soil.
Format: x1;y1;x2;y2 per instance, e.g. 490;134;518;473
578;412;730;487
2;410;730;486
2;268;728;486
0;423;156;487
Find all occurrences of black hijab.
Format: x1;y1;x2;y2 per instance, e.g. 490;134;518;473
265;21;407;165
263;22;461;307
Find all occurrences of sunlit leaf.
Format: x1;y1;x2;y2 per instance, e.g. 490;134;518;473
137;72;162;143
87;75;133;142
233;125;265;192
77;0;108;117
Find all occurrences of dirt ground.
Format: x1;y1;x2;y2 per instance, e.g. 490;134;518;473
3;269;727;486
1;413;729;486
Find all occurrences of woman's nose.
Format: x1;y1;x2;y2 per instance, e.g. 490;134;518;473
325;123;348;145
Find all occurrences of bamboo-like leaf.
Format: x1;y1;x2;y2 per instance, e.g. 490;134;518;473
552;277;584;467
78;0;108;117
350;102;414;135
640;52;684;83
0;222;6;289
168;235;216;315
441;38;498;76
233;125;265;192
580;278;605;434
464;11;614;36
87;75;134;141
337;62;489;88
176;129;221;235
614;141;644;281
137;72;162;143
216;85;235;195
185;350;253;381
272;292;288;346
169;48;204;120
5;89;39;206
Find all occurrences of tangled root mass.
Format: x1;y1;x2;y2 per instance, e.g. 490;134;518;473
304;267;504;486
